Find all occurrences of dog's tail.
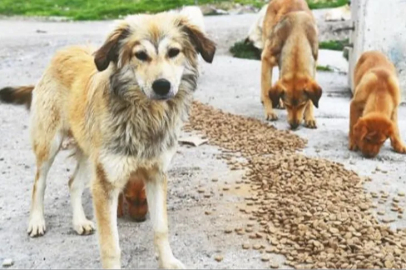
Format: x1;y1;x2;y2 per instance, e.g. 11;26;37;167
0;85;34;109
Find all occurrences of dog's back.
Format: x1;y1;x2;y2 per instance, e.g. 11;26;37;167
274;11;318;76
30;46;102;152
354;51;396;87
354;51;400;109
263;0;312;40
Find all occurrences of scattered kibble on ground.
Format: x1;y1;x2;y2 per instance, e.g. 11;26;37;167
214;255;223;262
186;102;406;269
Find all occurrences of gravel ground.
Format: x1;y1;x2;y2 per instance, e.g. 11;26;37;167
0;13;405;269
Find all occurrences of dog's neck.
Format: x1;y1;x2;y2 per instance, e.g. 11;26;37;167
98;68;196;159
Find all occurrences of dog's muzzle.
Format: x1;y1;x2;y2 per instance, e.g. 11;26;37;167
289;121;300;130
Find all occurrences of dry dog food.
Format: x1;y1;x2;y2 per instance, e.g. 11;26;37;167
186;102;406;269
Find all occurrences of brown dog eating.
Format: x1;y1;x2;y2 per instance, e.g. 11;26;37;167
349;50;406;158
261;0;322;129
117;179;148;222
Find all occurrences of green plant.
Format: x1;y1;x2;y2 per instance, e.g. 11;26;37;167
317;65;334;72
307;0;349;9
319;39;349;51
229;40;262;60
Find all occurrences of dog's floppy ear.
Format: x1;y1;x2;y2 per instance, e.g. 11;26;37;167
305;80;323;108
365;131;378;141
270;81;286;108
353;120;368;143
179;19;216;63
94;21;130;72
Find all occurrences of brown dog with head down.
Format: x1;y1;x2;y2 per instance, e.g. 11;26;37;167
62;137;150;222
117;178;148;222
349;51;406;158
261;0;322;129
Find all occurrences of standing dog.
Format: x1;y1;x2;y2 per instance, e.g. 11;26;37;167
261;0;322;129
349;51;406;158
0;12;215;269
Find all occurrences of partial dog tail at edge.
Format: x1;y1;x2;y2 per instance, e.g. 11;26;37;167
0;85;34;110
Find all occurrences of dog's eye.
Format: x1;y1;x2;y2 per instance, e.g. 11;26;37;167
135;51;148;61
168;48;180;58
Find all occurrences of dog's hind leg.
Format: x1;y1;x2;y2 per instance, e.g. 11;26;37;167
145;172;185;269
69;150;95;235
28;132;63;237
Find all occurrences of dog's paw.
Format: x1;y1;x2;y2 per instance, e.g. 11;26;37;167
394;144;406;154
265;111;278;121
27;215;46;237
161;258;185;269
73;218;95;235
305;119;317;129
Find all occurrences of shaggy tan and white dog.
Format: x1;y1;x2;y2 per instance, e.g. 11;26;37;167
0;11;215;269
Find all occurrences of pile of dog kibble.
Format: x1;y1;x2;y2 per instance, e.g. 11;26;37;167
185;101;406;269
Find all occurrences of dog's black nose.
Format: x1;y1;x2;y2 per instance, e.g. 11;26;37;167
152;79;171;96
289;122;300;130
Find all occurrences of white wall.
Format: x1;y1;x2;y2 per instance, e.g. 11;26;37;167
349;0;406;99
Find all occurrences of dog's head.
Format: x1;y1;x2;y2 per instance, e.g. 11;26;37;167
270;76;322;129
124;180;148;222
94;13;216;101
353;114;394;158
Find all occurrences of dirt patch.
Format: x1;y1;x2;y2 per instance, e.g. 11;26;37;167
186;101;406;269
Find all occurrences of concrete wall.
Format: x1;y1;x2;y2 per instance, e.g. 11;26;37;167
349;0;406;99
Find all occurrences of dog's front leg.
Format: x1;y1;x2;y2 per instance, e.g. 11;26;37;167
145;173;185;269
390;110;406;153
261;41;278;121
349;100;362;151
304;101;317;129
92;165;122;269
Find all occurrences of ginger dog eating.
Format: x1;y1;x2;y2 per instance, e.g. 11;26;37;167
0;12;215;269
261;0;322;129
117;178;148;221
349;51;406;158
